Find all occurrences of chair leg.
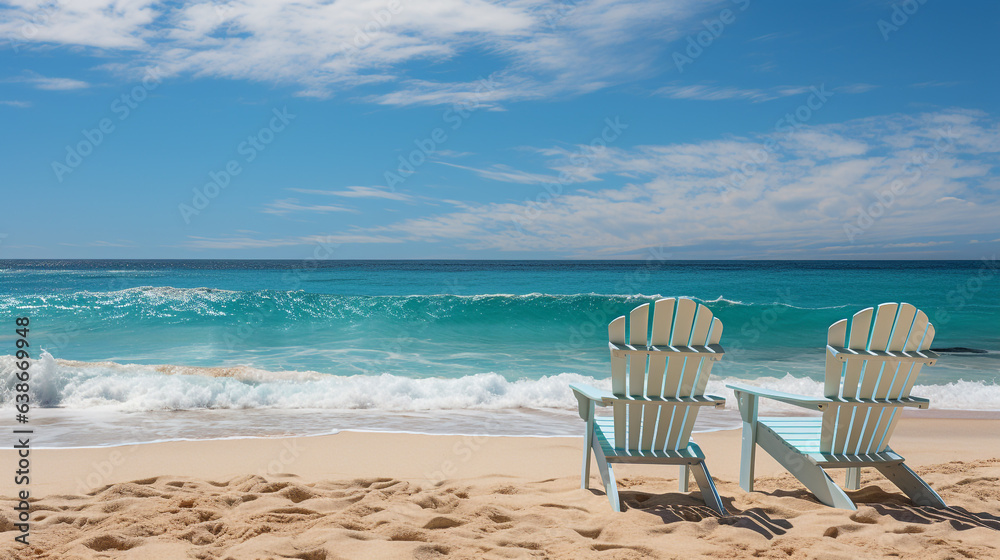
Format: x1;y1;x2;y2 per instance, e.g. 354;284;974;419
875;462;946;508
689;460;727;516
756;425;856;510
845;467;861;491
679;465;689;492
739;420;758;492
590;432;620;512
581;419;593;490
736;392;758;492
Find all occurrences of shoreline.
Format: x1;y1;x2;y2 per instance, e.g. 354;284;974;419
6;418;1000;498
23;407;1000;450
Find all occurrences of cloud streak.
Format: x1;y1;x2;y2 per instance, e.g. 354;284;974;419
655;83;876;103
288;186;414;201
0;0;709;104
350;109;1000;256
184;234;401;249
13;75;91;90
261;199;358;216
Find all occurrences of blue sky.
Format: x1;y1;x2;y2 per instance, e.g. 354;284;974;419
1;0;998;259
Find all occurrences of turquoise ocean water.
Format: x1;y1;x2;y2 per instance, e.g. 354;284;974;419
1;260;997;447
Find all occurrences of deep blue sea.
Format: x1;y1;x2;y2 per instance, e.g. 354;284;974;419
1;260;998;447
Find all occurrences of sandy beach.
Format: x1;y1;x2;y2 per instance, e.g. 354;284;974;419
1;417;998;559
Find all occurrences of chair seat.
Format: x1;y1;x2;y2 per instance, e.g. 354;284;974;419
759;417;904;466
593;417;703;462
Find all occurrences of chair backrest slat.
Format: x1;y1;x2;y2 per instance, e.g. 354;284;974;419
671;298;697;346
609;298;723;453
678;307;714;397
824;319;848;398
645;298;674;400
628;303;649;397
692;318;723;397
650;299;675;346
868;303;898;352
899;322;934;398
887;303;917;352
609;316;627;448
848;307;874;348
821;303;938;454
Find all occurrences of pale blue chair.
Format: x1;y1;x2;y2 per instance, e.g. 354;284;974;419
571;297;728;514
728;303;945;510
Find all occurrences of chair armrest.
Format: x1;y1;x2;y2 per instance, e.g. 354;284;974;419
701;394;727;409
827;345;939;366
603;394;726;409
899;396;930;409
569;383;614;420
726;382;830;411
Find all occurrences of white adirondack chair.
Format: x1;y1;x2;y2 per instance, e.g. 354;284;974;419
727;303;945;510
570;297;728;514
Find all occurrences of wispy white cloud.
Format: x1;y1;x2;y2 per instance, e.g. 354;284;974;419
12;74;91;90
435;161;564;185
656;83;876;103
58;240;137;248
261;198;358;216
837;83;878;94
288;186;414;201
436;149;474;158
750;31;797;42
0;100;31;108
750;61;777;73
338;109;1000;256
0;0;156;49
0;0;709;103
655;84;807;102
184;233;400;250
884;241;952;248
911;81;963;89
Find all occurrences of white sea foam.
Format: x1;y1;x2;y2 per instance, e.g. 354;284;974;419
2;353;998;414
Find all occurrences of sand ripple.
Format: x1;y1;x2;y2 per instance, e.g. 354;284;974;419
2;460;999;559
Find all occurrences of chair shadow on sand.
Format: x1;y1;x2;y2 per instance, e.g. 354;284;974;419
591;484;1000;540
871;502;1000;531
850;485;1000;531
591;488;793;540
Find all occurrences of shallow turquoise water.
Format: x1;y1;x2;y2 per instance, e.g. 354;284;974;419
1;260;997;445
